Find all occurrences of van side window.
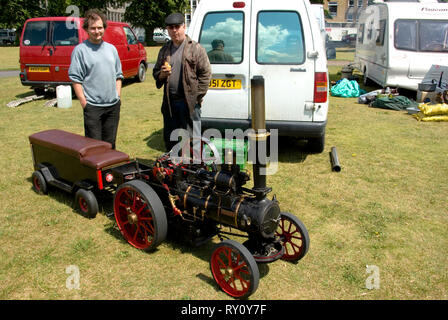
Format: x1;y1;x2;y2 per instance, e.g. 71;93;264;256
52;21;78;46
394;20;417;51
124;26;137;45
199;12;243;64
22;21;48;46
256;11;305;64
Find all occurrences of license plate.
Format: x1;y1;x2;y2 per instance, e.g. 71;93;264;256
28;66;50;72
209;78;241;89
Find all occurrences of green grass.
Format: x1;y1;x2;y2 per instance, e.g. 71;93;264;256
0;50;447;300
0;46;19;70
333;47;355;61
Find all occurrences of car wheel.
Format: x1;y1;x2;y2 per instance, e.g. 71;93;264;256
136;62;146;82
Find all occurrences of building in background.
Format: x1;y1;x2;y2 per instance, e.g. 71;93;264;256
324;0;368;23
186;0;201;28
324;0;368;41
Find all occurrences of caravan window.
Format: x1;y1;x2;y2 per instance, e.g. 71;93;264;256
256;11;305;64
394;20;417;51
395;19;448;52
376;19;386;46
199;12;244;64
419;20;448;52
358;24;364;44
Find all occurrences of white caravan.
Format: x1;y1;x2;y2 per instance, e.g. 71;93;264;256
187;0;329;152
354;0;448;91
311;3;327;48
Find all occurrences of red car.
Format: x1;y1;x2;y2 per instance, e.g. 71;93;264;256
19;17;147;94
342;33;357;44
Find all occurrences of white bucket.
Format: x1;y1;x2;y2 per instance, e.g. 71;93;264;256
56;85;72;109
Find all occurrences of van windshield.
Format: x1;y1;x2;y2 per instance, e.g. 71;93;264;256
395;19;448;52
22;21;78;46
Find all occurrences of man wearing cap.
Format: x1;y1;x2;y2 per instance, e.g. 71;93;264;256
153;12;211;152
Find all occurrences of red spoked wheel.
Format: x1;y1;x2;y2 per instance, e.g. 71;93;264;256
114;180;167;252
210;240;259;299
275;212;310;262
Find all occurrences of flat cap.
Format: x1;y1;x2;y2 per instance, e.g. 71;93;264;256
165;13;185;26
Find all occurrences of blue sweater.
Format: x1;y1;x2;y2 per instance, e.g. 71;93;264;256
69;40;124;107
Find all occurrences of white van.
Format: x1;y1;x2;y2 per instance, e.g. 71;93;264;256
354;0;448;91
187;0;329;152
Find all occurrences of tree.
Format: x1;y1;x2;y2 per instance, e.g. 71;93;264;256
123;0;189;45
0;0;123;44
0;0;44;30
0;0;122;30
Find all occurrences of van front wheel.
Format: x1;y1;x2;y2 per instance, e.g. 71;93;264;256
136;62;146;82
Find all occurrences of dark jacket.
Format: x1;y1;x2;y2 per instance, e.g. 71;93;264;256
153;35;211;117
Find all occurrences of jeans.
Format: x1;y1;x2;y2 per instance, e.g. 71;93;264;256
163;100;201;152
83;100;121;149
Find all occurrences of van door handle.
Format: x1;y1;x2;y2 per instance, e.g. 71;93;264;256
225;74;235;78
127;45;130;51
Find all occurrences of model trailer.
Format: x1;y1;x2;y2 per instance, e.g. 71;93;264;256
29;78;309;299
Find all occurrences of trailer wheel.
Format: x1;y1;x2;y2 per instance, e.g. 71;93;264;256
210;240;259;299
75;189;98;219
32;170;47;195
114;180;167;252
276;212;310;263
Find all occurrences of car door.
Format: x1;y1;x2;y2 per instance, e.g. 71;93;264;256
192;3;251;120
250;0;315;122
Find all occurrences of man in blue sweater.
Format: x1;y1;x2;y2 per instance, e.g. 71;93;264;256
69;9;124;149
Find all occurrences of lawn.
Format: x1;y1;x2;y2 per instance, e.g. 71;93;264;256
0;49;447;300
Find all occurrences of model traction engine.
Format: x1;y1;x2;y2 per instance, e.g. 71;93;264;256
29;76;309;299
111;77;309;298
